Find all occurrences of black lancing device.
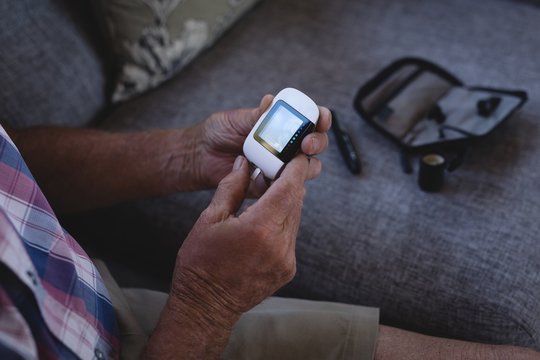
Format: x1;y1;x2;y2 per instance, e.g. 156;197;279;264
330;110;362;174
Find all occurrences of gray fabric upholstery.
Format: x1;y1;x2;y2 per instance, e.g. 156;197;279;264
2;0;539;351
0;0;108;129
92;0;540;349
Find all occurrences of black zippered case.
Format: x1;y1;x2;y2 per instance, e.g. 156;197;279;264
353;58;528;158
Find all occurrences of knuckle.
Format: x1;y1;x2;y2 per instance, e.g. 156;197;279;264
199;207;215;223
222;109;236;123
249;223;272;241
208;110;225;124
286;157;308;178
287;265;297;282
218;174;235;189
209;110;221;118
280;259;297;283
287;184;305;204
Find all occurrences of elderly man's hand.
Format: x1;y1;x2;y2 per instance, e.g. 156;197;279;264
191;95;331;196
144;154;317;358
172;153;313;328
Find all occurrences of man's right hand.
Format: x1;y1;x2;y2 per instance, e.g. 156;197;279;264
171;152;319;319
144;153;320;359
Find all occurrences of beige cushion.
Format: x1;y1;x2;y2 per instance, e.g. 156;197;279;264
97;0;261;102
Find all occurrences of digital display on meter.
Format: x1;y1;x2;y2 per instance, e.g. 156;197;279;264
254;100;313;161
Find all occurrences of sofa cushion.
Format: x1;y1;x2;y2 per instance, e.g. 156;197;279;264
68;0;540;351
96;0;261;103
0;0;108;129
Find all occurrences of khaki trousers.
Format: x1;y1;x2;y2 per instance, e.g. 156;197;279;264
94;260;379;360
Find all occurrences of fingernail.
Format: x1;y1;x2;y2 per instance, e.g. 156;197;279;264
233;156;244;170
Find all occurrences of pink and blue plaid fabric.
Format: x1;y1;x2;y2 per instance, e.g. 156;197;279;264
0;125;119;359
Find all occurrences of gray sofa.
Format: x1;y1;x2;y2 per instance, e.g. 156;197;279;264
2;0;539;351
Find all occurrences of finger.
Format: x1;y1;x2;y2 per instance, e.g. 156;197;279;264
259;94;274;112
205;156;250;222
225;108;259;137
248;155;309;222
306;157;322;180
316;106;332;133
241;94;274;130
225;95;275;136
301;132;329;156
247;173;270;198
249;94;274;126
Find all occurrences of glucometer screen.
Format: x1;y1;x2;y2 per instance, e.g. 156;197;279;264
254;100;314;162
259;106;303;152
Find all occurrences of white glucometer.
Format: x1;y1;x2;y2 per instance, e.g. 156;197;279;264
243;88;319;180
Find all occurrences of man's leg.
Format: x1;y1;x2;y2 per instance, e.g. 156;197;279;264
221;297;379;360
97;256;379;360
120;291;379;360
96;260;540;359
375;326;540;360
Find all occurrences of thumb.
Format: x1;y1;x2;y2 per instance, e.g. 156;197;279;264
205;156;250;222
258;94;274;114
251;94;274;124
234;95;275;135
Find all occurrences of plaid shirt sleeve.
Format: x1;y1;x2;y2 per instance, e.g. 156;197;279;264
0;125;119;360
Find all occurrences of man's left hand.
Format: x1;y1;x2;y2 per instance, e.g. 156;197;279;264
190;94;332;196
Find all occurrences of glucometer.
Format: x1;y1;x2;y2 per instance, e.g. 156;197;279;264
243;88;319;180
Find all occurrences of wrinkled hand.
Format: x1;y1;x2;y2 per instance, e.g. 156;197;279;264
170;154;316;327
192;95;331;196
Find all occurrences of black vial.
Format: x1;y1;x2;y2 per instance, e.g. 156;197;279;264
418;154;446;192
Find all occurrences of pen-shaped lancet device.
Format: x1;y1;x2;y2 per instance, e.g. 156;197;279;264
331;110;362;175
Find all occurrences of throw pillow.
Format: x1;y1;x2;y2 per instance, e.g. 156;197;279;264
97;0;261;102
